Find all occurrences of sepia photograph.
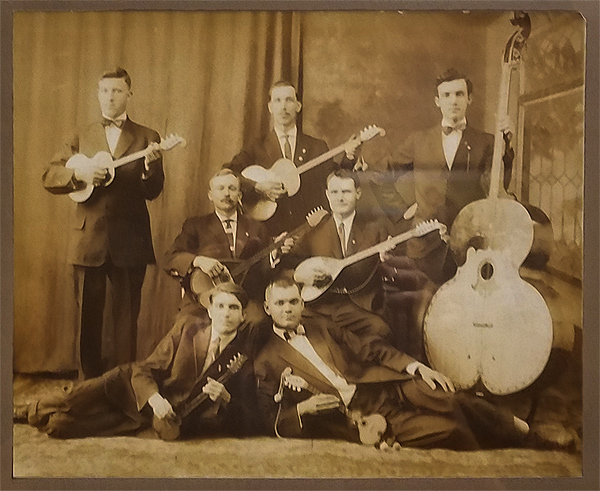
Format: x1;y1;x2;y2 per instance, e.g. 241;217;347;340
4;1;597;487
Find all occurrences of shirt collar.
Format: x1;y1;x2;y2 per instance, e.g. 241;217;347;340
274;125;298;140
441;117;467;131
210;325;237;347
273;323;305;341
102;111;127;124
215;210;238;224
332;211;356;230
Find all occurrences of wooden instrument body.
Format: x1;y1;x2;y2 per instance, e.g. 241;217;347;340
66;151;115;202
241;126;385;221
281;372;387;446
424;246;553;395
66;134;185;203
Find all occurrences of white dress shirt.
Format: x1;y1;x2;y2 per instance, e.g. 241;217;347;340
332;211;356;256
441;118;467;170
215;210;238;254
274;125;297;162
273;325;356;406
200;327;237;375
102;111;127;155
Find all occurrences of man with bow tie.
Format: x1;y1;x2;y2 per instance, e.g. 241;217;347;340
164;169;293;323
253;278;537;450
14;283;262;440
42;67;165;378
224;80;360;238
370;68;513;285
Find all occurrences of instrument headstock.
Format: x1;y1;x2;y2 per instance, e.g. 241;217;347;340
306;207;329;228
159;133;187;151
283;373;309;392
358;124;386;142
226;353;248;374
504;11;531;65
413;219;447;239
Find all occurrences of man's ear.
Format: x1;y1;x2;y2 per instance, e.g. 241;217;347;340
356;188;362;200
263;301;270;316
268;100;274;115
467;94;473;105
207;189;213;202
434;96;440;108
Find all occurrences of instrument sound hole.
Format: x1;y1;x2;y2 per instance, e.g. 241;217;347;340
480;262;494;280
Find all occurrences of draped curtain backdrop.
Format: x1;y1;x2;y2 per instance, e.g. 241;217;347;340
14;11;302;372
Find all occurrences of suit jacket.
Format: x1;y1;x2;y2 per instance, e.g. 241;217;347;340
291;212;392;310
226;130;351;237
114;304;261;436
162;212;271;302
42;118;164;267
373;125;494;259
253;317;416;438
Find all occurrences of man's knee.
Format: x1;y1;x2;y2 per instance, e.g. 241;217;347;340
45;413;74;439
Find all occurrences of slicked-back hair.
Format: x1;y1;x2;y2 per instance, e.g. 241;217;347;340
209;168;240;189
269;80;298;99
208;282;249;310
326;169;361;190
100;67;132;90
435;68;473;96
265;277;302;303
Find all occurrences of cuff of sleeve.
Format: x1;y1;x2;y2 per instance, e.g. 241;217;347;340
406;361;423;376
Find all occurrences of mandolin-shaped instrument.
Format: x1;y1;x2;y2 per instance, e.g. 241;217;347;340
274;367;387;446
66;133;186;202
294;220;447;302
423;12;553;395
241;125;385;221
152;353;247;441
189;207;329;297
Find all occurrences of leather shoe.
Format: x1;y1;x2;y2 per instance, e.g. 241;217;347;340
13;403;29;423
523;423;578;453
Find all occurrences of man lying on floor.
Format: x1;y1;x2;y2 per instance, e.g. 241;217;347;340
253;277;563;450
13;283;262;440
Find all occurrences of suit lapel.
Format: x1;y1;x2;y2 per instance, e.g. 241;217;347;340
207;213;233;258
427;126;448;170
113;118;135;159
235;215;250;258
294;132;308;167
89;122;111;155
192;324;212;378
346;214;366;256
324;217;344;259
266;131;284;164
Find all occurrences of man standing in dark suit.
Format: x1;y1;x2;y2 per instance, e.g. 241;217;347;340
254;278;536;450
163;169;292;322
14;283;262;440
225;81;360;238
42;67;164;378
371;68;513;284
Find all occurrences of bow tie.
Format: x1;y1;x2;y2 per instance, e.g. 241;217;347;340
102;118;125;129
283;325;305;341
442;122;466;135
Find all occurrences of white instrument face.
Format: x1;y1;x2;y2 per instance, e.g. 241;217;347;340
241;125;386;221
66;133;186;203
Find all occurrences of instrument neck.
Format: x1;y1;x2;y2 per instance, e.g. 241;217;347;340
340;228;418;267
109;146;154;170
297;142;348;175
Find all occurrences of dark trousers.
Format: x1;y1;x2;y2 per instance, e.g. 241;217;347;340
74;259;146;378
350;378;524;450
26;369;143;439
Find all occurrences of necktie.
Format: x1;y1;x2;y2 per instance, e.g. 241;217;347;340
442;121;467;135
338;222;346;257
283;134;292;160
102;118;124;129
223;219;235;257
203;337;221;374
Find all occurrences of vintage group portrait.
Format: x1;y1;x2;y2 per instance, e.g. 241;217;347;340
5;2;595;488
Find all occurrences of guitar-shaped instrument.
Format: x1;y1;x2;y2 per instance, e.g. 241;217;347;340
294;220;447;302
67;133;186;202
241;125;386;221
152;353;247;441
423;12;553;395
189;207;329;297
274;367;387;446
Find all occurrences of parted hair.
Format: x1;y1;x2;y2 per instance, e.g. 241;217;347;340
100;67;132;89
435;68;473;96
